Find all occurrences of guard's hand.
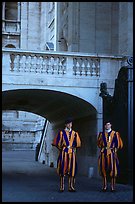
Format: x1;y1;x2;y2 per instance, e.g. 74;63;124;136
115;148;118;152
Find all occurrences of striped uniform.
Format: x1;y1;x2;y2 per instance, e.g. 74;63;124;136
52;129;81;177
97;130;123;178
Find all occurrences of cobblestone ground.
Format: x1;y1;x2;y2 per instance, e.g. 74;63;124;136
2;150;133;202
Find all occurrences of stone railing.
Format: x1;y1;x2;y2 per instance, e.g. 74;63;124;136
2;48;125;79
2;48;101;77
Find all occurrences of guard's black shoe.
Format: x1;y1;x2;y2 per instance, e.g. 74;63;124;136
68;187;76;192
59;188;64;192
111;188;116;192
101;187;107;192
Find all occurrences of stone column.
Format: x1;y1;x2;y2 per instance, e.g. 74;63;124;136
17;2;21;21
40;2;46;50
2;2;5;32
68;2;80;52
119;2;133;55
20;2;28;49
54;2;58;51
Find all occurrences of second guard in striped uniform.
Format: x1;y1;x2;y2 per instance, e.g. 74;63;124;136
97;121;123;192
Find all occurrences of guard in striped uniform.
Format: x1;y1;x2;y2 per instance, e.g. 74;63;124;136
97;121;123;192
52;118;81;192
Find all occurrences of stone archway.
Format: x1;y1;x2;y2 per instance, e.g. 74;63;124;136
2;88;98;177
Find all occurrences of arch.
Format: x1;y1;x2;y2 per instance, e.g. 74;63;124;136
2;88;99;176
2;88;97;125
2;85;98;113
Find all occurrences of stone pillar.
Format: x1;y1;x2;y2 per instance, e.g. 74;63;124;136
20;2;28;49
40;2;47;50
68;2;79;52
55;2;61;51
2;2;5;19
17;2;21;21
54;2;58;51
17;2;21;47
119;2;133;55
2;2;5;32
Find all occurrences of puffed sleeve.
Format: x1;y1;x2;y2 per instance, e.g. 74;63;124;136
75;132;81;148
97;132;103;148
116;132;123;149
52;130;63;150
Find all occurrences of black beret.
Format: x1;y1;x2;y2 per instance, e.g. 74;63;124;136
104;120;112;125
65;117;73;124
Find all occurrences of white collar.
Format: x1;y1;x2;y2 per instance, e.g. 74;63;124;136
65;127;72;132
105;128;112;133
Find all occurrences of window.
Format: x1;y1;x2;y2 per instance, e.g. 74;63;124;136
5;2;18;20
45;42;54;50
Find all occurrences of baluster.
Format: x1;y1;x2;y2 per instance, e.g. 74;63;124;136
10;54;15;71
14;54;20;72
18;55;22;72
19;55;26;72
84;58;88;76
47;56;52;74
30;56;34;72
51;57;55;74
30;55;36;73
92;60;96;76
53;57;58;74
28;55;32;72
73;58;77;75
46;56;50;74
36;56;40;73
58;57;62;74
24;55;27;72
39;56;43;73
85;59;90;76
50;57;55;74
57;57;60;74
76;60;80;75
63;57;67;74
42;56;47;73
96;59;100;76
89;59;93;76
79;58;83;76
33;55;37;73
53;56;57;74
86;59;90;76
81;59;86;76
61;57;66;74
97;62;100;76
25;55;30;72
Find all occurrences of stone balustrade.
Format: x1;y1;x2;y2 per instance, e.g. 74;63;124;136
3;48;102;77
2;48;124;94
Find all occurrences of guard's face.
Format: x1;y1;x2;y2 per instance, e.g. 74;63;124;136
105;122;111;130
66;122;72;129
